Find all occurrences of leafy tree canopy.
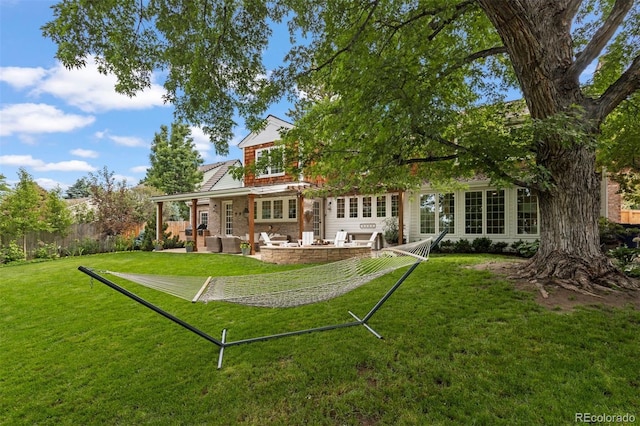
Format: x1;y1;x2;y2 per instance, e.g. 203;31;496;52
143;122;204;194
88;166;148;236
65;177;92;199
43;0;640;291
42;0;639;192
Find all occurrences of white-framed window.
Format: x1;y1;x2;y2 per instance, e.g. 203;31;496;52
362;196;372;218
224;202;233;235
376;196;387;218
288;199;297;219
517;188;538;234
419;193;455;234
486;190;505;234
255;146;285;177
465;191;483;234
420;194;436;234
255;197;297;222
439;193;455;233
391;194;399;217
199;211;208;227
349;197;358;218
336;198;346;218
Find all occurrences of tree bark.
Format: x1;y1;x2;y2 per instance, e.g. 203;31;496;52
478;0;639;292
532;143;636;292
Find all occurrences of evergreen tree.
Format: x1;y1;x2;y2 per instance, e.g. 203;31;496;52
144;122;204;195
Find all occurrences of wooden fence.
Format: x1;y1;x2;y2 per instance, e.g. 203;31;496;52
620;209;640;224
11;220;191;256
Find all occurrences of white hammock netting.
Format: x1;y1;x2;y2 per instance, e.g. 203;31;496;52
105;238;432;308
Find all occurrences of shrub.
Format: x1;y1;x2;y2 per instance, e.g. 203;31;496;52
599;217;625;247
64;238;100;256
33;241;59;260
438;240;455;253
382;217;400;244
454;239;472;253
472;237;493;253
1;242;26;263
162;235;181;249
490;241;509;253
511;239;539;258
114;234;135;252
608;246;640;269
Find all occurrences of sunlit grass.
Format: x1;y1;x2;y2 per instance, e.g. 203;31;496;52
1;252;638;424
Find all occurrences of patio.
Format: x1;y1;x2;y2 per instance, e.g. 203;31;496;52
259;245;372;264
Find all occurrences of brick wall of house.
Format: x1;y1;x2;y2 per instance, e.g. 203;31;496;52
607;178;622;223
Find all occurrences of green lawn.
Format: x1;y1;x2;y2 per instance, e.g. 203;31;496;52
1;252;639;425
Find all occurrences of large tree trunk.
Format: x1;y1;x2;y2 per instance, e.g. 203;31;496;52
531;142;637;293
479;0;639;293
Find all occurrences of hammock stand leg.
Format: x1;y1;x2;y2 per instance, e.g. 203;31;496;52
78;266;225;349
218;329;227;370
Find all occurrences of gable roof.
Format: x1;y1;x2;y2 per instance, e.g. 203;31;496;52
198;159;242;191
237;115;294;148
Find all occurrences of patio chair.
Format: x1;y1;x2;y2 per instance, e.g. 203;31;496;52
261;232;294;247
350;231;379;248
301;232;315;246
325;231;348;247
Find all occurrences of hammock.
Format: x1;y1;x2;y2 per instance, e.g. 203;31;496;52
103;238;433;308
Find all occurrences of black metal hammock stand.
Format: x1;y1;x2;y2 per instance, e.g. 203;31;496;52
78;230;447;369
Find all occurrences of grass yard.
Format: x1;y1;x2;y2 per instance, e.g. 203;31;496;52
1;252;639;425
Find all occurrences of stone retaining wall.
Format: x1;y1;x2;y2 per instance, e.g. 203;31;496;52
260;246;372;264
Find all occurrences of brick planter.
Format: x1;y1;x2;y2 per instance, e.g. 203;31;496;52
260;245;372;264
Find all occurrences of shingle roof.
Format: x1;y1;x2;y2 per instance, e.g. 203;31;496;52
198;159;241;191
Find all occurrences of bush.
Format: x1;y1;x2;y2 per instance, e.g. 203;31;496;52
608;246;640;269
114;235;135;252
471;237;493;253
437;240;455;253
490;241;509;253
1;242;26;263
33;241;59;260
511;239;539;258
64;238;100;256
454;239;473;253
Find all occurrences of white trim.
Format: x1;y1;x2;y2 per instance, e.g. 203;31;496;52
255;146;285;178
237;115;294;148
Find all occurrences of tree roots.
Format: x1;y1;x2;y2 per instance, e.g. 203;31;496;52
520;251;639;297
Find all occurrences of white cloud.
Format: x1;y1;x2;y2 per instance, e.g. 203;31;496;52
31;60;169;113
0;154;44;167
35;160;96;172
0;66;47;89
35;177;69;192
130;165;149;173
113;174;137;185
92;129;147;148
189;126;213;157
0;103;95;136
0;155;96;172
109;134;147;148
70;148;99;158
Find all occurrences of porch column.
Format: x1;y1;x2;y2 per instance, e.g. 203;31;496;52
298;193;304;240
156;202;163;242
398;191;405;244
191;198;198;251
248;194;255;254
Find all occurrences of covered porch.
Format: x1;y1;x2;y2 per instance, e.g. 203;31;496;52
150;183;325;254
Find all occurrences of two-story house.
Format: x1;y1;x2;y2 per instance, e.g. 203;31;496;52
151;114;624;253
151;115;323;252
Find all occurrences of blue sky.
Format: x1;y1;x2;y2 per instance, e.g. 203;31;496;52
0;0;293;192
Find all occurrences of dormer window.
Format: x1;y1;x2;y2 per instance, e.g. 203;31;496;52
255;146;285;178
